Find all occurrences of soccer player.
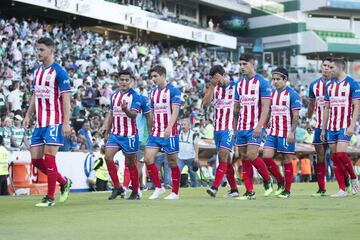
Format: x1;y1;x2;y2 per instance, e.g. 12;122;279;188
321;58;360;197
234;54;273;200
144;65;182;200
203;65;239;198
307;57;350;196
263;67;301;198
23;37;72;207
100;69;141;200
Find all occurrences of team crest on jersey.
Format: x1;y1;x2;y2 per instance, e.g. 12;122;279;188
46;74;51;81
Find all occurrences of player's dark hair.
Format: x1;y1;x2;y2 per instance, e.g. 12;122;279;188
322;56;332;63
209;65;225;77
239;54;255;62
149;65;166;77
331;57;346;69
36;37;55;48
118;69;132;78
272;67;288;80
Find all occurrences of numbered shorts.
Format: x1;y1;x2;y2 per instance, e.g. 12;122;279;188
31;124;64;147
214;130;234;152
106;134;139;154
146;135;179;154
235;129;264;147
264;135;295;154
313;128;327;145
327;129;351;144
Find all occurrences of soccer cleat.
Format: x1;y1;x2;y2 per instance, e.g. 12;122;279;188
274;183;285;196
108;187;125;200
206;187;218;198
311;189;326;197
59;178;72;203
127;191;140;200
330;189;348;198
263;180;273;197
277;190;291;199
35;195;55;207
345;177;351;193
164;192;180;200
223;189;240;199
148;187;166;200
351;177;359;195
237;191;256;200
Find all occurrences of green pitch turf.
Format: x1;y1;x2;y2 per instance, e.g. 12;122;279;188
0;182;359;240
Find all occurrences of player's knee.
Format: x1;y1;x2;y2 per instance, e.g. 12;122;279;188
246;152;257;161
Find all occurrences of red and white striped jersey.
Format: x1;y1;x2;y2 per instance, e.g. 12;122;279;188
235;73;272;130
269;87;301;137
308;78;328;129
324;76;360;131
32;63;71;128
110;88;140;136
151;83;181;137
213;81;236;131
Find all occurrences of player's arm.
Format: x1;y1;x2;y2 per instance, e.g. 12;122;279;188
346;99;360;137
164;104;180;138
122;106;138;119
320;102;330;141
254;98;270;138
23;94;35;129
62;92;72;137
287;109;300;144
233;101;240;132
145;111;153;135
202;84;214;107
307;99;315;120
100;112;113;135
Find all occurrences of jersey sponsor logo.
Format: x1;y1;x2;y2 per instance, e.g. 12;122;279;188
271;105;289;115
215;99;233;108
240;96;257;105
329;96;346;107
35;87;52;98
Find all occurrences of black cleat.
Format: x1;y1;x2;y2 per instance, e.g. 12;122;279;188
206;187;218;198
108;187;125;200
127;192;140;200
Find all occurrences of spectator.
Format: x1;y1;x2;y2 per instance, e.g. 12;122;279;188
0;117;14;150
78;120;93;152
12;114;29;151
7;81;22;112
0;135;9;195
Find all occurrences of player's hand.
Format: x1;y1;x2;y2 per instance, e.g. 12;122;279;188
287;132;295;145
253;125;262;138
99;126;107;136
62;123;71;137
306;122;313;133
320;130;326;142
121;100;128;111
23;115;30;129
233;146;239;159
164;126;172;138
345;126;355;137
210;73;222;86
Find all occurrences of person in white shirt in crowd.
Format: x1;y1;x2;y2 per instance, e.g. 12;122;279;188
7;81;23;112
178;119;199;187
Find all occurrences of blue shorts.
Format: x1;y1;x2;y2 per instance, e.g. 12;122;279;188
235;129;264;147
146;135;179;154
106;134;139;154
264;135;295;154
313;128;326;145
31;124;64;147
327;129;351;144
214;130;234;152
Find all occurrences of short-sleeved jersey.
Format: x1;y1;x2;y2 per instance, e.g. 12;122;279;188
32;63;71;128
308;78;328;129
324;76;360;131
235;73;272;130
213;81;236;131
150;83;181;137
0;127;13;149
269;86;301;137
139;95;151;114
12;126;26;147
110;88;141;136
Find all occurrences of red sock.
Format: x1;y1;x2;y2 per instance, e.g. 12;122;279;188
128;165;139;193
332;153;346;191
226;163;237;191
316;162;326;191
44;154;58;200
337;152;357;179
263;158;284;184
284;163;293;192
212;162;227;189
252;157;270;182
106;160;121;189
242;160;253;192
146;163;162;188
31;158;66;185
171;166;181;194
123;167;131;188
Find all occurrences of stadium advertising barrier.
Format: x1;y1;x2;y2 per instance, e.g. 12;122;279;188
9;151;125;194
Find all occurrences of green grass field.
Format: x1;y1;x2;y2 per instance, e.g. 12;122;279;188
0;182;359;240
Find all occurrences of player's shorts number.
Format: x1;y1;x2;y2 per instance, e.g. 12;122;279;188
50;125;59;137
128;137;136;148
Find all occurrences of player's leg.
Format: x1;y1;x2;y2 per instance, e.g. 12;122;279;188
124;153;140;200
277;153;295;199
165;152;180;200
104;145;125;200
238;145;255;199
312;144;327;196
223;153;239;198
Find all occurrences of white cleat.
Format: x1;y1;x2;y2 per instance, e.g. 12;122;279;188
330;189;348;198
223;190;240;199
164;192;179;200
148;187;166;200
351;177;359;195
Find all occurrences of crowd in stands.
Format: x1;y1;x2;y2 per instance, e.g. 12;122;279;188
0;16;360;182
